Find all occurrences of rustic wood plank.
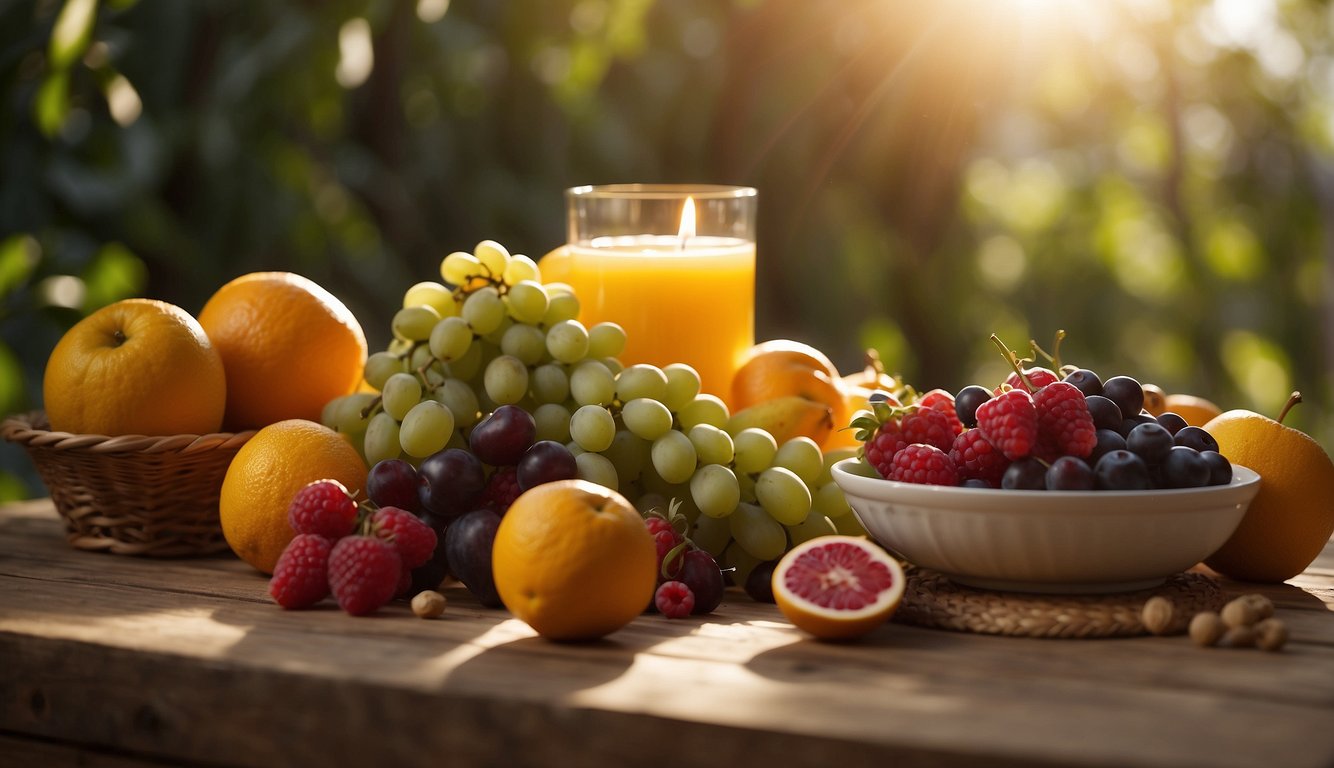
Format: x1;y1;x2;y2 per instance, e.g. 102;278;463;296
4;500;1334;768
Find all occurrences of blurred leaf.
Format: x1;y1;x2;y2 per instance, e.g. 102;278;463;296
0;235;41;298
0;341;23;417
34;70;71;138
49;0;99;70
81;243;146;311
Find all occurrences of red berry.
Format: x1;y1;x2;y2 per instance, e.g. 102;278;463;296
864;418;907;479
477;465;523;515
888;443;959;486
655;580;696;618
949;429;1009;488
1034;381;1097;460
328;535;402;616
396;565;413;598
369;506;438;570
654;529;685;580
287;479;358;539
999;366;1060;394
900;405;957;452
975;389;1038;460
918;389;965;438
269;533;333;609
645;515;678;540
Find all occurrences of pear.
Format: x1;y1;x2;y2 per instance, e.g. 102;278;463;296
725;396;834;446
1203;392;1334;583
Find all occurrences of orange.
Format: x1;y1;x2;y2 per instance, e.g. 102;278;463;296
772;535;905;640
199;272;367;431
1202;395;1334;583
1164;393;1223;428
219;419;367;574
731;340;844;428
43;299;226;436
492;480;657;641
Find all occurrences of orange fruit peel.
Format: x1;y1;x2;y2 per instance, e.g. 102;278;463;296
772;535;905;640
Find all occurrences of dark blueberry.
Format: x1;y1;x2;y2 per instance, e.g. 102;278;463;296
1094;450;1152;490
1085;395;1124;432
1045;456;1094;490
1117;413;1157;438
1002;457;1048;490
1200;451;1233;486
1102;376;1145;419
954;385;993;429
961;477;993;489
1173;426;1220;453
1126;422;1174;464
1155;412;1189;436
869;390;894;403
1063;369;1103;397
1089;428;1127;464
1161;446;1211;489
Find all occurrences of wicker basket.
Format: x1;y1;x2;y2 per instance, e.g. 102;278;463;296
2;412;256;557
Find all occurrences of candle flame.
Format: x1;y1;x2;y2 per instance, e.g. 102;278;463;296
677;197;696;246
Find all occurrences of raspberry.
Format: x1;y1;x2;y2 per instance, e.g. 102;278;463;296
287;479;358;539
863;418;907;479
999;366;1060;394
975;389;1038;460
396;566;413;598
918;389;965;438
900;405;957;452
477;465;522;515
949;429;1009;488
888;443;959;486
328;535;403;616
1034;381;1097;460
654;529;686;580
645;515;678;540
655;580;696;618
269;533;333;609
369;506;438;569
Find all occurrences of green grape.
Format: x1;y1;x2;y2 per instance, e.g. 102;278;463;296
690;513;732;558
622;397;673;441
363;351;406;390
614;363;668;403
429;316;474;362
504;280;549;324
564;440;586;457
722;541;763;590
651;430;697;484
474;239;510;276
432;377;480;428
662;363;702;412
392;305;441;342
410;343;436;372
786;508;837;548
633;492;670;516
441;251;484;285
462;286;505;335
729;501;788;562
732;427;778;474
444;339;483;380
678;394;729;431
403;281;457;317
569;360;615;406
382;372;423;421
755;466;812;525
483;354;529;405
399;400;454;458
570;404;616;453
600;356;624;377
363;412;402;465
691;463;741;518
738;470;757;503
575;451;619;490
602;428;649;483
542;291;581;325
533;402;572;444
688;423;734;466
544;281;574;296
321;392;377;433
546;319;590;363
503;253;541;285
586;321;627;359
530;363;570;404
812;480;853;519
772;436;824;486
500;322;547;365
481;315;514;346
834;510;869;536
818;447;860;486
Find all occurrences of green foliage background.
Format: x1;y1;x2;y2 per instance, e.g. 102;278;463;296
3;0;1332;499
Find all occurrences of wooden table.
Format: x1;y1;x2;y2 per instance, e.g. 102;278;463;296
3;499;1333;768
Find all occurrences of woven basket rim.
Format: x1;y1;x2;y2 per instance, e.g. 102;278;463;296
2;411;257;454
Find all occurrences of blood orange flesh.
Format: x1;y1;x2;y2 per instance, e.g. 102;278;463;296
771;535;905;640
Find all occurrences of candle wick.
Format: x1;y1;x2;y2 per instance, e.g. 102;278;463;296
678;234;689;252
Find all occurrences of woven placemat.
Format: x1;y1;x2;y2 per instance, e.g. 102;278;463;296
893;567;1225;639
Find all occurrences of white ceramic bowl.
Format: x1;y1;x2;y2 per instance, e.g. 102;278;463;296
830;458;1261;594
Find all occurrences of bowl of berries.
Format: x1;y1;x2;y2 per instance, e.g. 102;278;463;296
832;351;1261;594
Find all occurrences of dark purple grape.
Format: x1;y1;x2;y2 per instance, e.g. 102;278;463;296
409;535;451;595
1102;376;1145;419
469;404;537;466
1117;413;1156;438
1094;450;1151;490
1174;426;1219;453
367;458;421;514
1085;395;1123;432
1126;422;1174;464
1201;450;1233;486
444;509;503;607
1155;412;1189;436
1045;456;1094;490
961;477;992;488
954;385;992;429
517;440;578;491
418;448;485;518
1089;429;1127;465
1002;457;1047;490
743;559;777;603
869;391;895;404
1161;446;1210;489
1063;369;1103;397
679;549;725;615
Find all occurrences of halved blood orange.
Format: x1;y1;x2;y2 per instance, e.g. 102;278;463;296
771;535;905;640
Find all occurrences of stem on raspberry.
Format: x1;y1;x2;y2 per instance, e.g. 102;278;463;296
988;334;1035;392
